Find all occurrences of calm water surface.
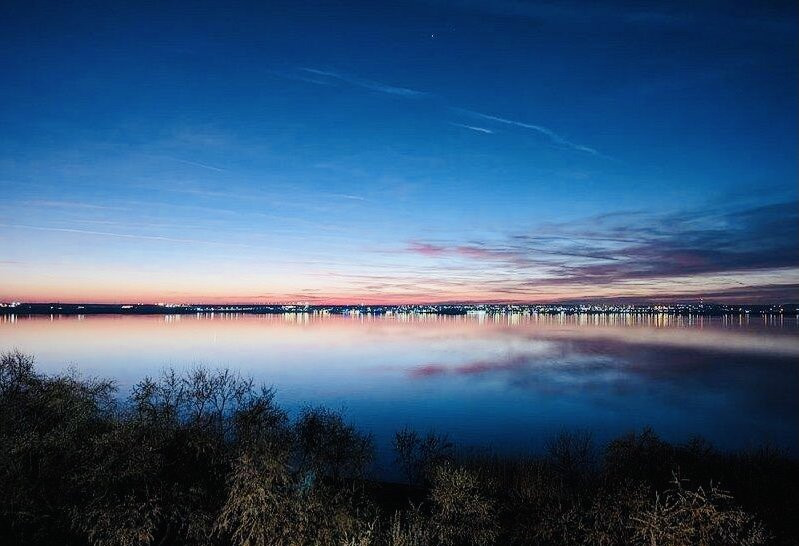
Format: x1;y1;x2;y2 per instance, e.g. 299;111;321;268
2;313;797;462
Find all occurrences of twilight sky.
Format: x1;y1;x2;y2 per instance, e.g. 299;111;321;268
1;0;797;304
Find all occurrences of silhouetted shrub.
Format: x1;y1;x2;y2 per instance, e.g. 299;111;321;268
214;448;295;546
605;427;674;487
384;504;431;546
545;430;597;490
394;427;454;486
429;464;498;546
631;475;769;545
0;351;115;544
1;352;796;545
295;406;375;482
574;480;650;545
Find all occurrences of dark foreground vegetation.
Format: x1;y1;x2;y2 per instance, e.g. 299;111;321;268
1;351;797;545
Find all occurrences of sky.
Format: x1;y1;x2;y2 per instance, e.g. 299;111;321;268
0;0;797;304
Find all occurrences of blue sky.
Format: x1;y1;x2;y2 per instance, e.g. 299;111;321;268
0;0;797;303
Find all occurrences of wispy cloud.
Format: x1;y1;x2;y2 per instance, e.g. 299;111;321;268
298;68;427;98
0;223;253;248
406;239;619;264
449;122;494;134
400;201;799;302
327;193;368;201
270;69;338;87
407;241;447;257
168;157;226;172
23;200;127;211
457;108;607;157
281;67;608;158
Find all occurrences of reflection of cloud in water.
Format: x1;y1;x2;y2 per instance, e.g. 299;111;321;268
346;314;799;357
507;324;799;357
408;338;798;418
3;313;797;452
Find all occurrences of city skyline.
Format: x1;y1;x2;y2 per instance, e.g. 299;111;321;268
1;1;797;304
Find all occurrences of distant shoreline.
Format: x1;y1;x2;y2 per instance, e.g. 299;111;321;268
1;302;796;316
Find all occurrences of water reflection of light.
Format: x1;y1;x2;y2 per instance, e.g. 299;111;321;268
1;312;797;453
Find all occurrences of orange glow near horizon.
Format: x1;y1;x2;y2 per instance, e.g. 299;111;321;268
3;265;797;305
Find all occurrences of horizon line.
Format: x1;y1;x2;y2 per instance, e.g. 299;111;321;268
2;300;796;308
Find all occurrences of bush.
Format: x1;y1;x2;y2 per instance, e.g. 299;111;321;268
0;352;796;545
214;449;295;546
430;464;499;546
0;351;116;543
394;427;454;486
605;427;673;487
295;406;375;482
631;475;769;545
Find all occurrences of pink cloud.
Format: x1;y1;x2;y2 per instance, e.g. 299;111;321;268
407;241;447;256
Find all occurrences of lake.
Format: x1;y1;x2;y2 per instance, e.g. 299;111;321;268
1;312;797;466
